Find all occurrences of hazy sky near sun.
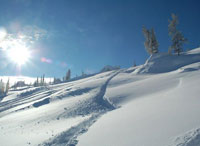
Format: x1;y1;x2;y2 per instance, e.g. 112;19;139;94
0;0;199;78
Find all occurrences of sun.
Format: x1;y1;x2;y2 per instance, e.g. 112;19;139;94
7;43;31;66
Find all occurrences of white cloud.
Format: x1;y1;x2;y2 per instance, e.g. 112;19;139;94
0;25;48;51
22;25;48;41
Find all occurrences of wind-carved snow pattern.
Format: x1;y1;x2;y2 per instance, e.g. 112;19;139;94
171;128;200;146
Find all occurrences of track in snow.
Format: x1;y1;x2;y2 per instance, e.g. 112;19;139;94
40;71;120;146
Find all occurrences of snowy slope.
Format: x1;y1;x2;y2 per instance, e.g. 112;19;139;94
1;48;200;146
77;68;200;146
77;48;200;146
0;71;119;146
134;47;200;74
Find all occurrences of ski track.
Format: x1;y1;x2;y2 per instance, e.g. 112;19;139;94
0;83;74;117
0;89;55;116
40;114;100;146
39;71;120;146
0;71;120;146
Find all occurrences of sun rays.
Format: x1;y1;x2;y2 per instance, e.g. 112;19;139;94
6;42;31;66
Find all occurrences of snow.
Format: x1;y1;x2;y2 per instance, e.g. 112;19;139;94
1;48;200;146
77;70;200;146
171;128;200;146
134;49;200;74
0;71;116;146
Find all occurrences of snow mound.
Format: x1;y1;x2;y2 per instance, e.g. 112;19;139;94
172;128;200;146
134;48;200;74
178;62;200;73
187;47;200;54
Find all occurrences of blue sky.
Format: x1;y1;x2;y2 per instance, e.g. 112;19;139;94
0;0;199;78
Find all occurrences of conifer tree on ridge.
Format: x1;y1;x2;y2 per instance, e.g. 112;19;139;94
168;13;187;55
142;26;159;55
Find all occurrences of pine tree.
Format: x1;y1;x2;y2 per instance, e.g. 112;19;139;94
53;77;61;84
36;77;39;86
142;26;159;55
82;71;86;77
151;28;159;54
66;69;71;81
40;75;43;86
168;13;187;55
42;74;45;86
34;77;39;87
0;79;4;96
133;61;136;67
143;26;152;54
5;79;9;94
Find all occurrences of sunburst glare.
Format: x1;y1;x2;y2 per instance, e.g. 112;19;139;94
6;42;31;66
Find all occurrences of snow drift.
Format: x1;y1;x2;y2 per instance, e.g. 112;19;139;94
134;48;200;74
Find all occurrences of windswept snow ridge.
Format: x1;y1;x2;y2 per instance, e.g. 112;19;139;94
134;50;200;74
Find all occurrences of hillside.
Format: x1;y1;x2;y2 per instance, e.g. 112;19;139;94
1;48;200;146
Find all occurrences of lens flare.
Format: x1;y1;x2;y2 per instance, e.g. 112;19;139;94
7;43;31;66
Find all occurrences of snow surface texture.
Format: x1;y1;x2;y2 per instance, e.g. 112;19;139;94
134;48;200;74
171;128;200;146
0;71;119;146
1;48;200;146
